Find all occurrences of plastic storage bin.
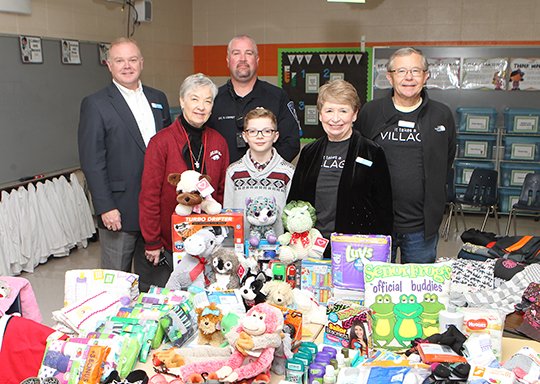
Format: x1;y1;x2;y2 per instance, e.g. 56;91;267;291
499;187;522;213
454;160;496;185
457;134;497;159
504;108;540;134
457;107;497;133
503;136;540;161
500;162;539;187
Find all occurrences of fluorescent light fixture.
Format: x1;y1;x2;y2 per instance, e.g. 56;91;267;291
0;0;31;14
327;0;366;3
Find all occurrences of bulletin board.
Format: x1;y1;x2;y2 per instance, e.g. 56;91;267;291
278;47;372;139
0;35;110;185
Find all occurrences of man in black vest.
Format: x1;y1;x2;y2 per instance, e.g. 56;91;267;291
358;47;456;264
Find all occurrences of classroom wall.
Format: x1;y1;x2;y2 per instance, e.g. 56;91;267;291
192;0;540;86
0;0;193;104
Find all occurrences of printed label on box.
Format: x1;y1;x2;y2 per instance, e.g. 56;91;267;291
511;170;528;186
466;116;490;132
511;143;535;160
514;116;539;133
463;168;474;184
465;141;488;158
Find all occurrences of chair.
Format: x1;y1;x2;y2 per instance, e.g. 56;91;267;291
505;173;540;235
441;168;459;241
454;168;500;234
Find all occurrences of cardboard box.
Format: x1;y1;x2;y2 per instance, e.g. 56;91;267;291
171;210;245;260
300;258;333;305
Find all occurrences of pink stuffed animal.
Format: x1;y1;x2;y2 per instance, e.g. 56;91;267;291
179;303;283;383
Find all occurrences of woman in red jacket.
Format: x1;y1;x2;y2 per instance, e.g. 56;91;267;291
139;73;229;291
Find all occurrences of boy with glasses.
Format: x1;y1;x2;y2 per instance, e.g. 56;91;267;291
224;107;295;238
358;47;456;264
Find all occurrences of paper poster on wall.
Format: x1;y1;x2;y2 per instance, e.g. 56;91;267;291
279;47;371;139
461;57;508;90
98;42;111;65
61;39;81;65
19;35;43;64
508;58;540;91
426;58;460;90
373;59;391;89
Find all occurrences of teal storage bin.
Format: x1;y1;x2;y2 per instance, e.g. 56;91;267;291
503;108;540;134
454;160;495;184
500;162;539;187
499;187;522;213
456;107;497;133
503;136;540;161
457;134;497;159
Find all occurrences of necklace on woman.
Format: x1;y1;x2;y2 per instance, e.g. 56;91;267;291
193;144;203;169
181;125;207;171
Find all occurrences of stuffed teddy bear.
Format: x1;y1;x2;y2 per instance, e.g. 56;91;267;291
168;170;222;216
166;226;227;290
278;201;324;264
207;248;241;291
292;288;327;326
261;280;294;308
239;270;271;311
179;303;283;383
246;196;278;247
196;302;224;347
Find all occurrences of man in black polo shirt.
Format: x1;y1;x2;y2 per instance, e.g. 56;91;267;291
208;35;301;163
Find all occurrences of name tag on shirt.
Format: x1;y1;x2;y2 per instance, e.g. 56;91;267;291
356;156;373;167
151;102;163;109
398;120;415;129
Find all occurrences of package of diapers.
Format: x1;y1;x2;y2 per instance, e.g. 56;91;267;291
331;233;391;291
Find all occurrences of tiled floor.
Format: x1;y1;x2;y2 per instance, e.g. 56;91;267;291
21;213;539;327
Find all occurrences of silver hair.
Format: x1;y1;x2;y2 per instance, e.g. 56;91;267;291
179;73;218;100
386;47;428;71
227;34;259;56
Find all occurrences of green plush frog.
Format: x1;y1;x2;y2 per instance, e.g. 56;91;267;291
369;294;395;348
420;293;446;338
393;294;424;348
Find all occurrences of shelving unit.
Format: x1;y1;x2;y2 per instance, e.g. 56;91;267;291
455;107;540;214
499;108;540;213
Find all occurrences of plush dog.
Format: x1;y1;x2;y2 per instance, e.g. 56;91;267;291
239;270;270;310
246;196;278;247
168;170;222;216
196;303;224;347
261;280;294;308
292;288;327;326
207;248;241;291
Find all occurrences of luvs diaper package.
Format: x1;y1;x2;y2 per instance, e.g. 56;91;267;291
331;234;391;291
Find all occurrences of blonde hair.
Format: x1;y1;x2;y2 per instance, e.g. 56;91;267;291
317;79;360;112
244;107;277;130
107;37;141;60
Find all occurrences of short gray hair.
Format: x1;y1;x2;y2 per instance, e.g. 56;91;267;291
386;47;428;71
179;73;218;100
227;35;258;56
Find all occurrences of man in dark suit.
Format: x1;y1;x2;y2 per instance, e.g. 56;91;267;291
78;37;171;290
